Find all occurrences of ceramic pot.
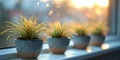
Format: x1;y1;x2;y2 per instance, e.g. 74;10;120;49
48;38;69;54
72;35;90;49
89;35;105;46
15;39;43;59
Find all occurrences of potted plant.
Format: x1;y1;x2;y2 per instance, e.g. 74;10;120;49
89;23;108;46
0;16;45;59
46;21;70;54
71;23;90;49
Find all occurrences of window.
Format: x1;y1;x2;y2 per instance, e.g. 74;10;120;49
0;0;117;48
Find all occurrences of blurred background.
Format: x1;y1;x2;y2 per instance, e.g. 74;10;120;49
0;0;109;48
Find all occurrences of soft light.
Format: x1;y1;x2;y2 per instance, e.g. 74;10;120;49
69;0;109;8
65;53;73;57
86;47;92;53
40;0;49;2
48;10;53;16
95;0;109;7
95;8;102;15
69;0;95;8
53;0;66;8
46;3;50;7
37;2;40;5
101;44;109;50
53;0;65;4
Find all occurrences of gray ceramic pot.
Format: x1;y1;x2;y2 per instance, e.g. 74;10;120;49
15;39;43;59
89;35;105;46
72;35;90;49
48;38;70;54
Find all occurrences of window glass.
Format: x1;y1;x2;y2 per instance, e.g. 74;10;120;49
0;0;109;48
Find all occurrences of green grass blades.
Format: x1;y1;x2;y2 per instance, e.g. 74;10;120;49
46;21;69;38
0;15;45;39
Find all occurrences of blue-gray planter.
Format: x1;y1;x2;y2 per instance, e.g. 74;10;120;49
72;35;90;49
15;39;43;59
89;35;105;46
48;38;70;54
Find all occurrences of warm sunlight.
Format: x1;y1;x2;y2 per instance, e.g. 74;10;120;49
101;44;110;50
53;0;65;5
69;0;109;8
86;47;92;53
95;0;109;7
69;0;95;8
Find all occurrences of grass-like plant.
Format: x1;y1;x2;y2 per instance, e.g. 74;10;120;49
71;22;89;36
75;28;87;36
0;15;45;39
46;21;69;38
91;22;108;36
92;26;108;36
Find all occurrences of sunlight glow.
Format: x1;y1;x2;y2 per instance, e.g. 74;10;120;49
53;0;65;4
95;8;102;15
69;0;109;8
69;0;95;8
86;47;92;53
46;3;50;7
101;44;110;50
65;53;74;57
95;0;109;7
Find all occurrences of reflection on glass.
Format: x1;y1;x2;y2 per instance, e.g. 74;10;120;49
101;43;110;50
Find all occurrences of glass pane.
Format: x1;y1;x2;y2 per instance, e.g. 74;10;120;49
0;0;109;48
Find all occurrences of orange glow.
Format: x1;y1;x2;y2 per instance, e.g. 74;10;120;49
69;0;95;8
69;0;109;8
53;0;65;5
95;8;102;15
53;0;66;8
95;0;109;7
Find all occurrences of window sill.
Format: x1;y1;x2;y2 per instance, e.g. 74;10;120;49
0;35;120;60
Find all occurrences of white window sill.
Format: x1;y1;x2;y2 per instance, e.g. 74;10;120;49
0;35;120;60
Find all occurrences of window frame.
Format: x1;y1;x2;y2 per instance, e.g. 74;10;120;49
108;0;120;37
108;0;117;35
117;0;120;36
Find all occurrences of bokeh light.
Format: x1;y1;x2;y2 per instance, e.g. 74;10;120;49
69;0;109;9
